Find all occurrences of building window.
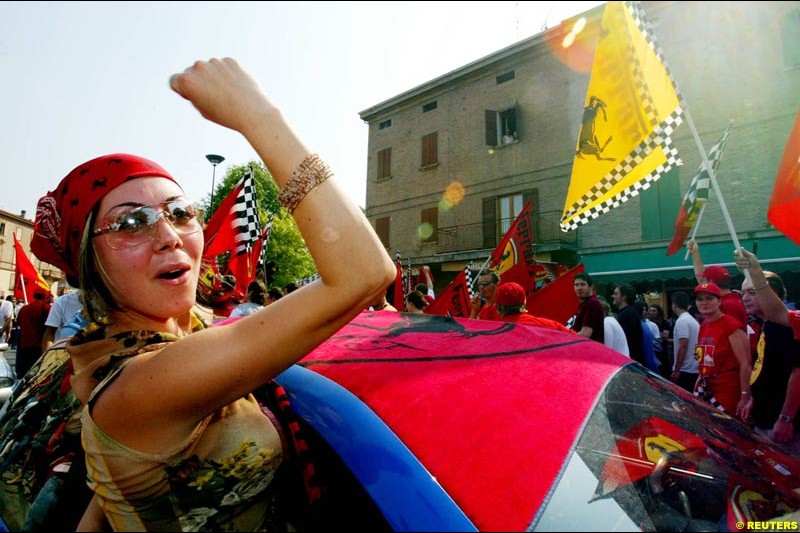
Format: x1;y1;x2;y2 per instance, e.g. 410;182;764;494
422;100;438;113
483;189;539;247
377;147;392;180
379;119;392;130
421;132;438;167
783;10;800;69
0;222;4;236
496;70;515;84
639;167;681;241
485;107;518;147
420;207;438;243
376;217;390;248
498;193;524;234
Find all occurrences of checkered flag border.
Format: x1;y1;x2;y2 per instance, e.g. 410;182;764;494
561;111;683;230
295;274;321;287
464;265;476;299
561;1;686;232
232;171;261;255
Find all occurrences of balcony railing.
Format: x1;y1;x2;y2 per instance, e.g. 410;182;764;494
436;210;576;254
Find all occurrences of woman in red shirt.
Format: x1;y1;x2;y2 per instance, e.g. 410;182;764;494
694;282;753;419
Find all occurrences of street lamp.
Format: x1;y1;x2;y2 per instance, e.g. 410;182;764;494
206;154;225;212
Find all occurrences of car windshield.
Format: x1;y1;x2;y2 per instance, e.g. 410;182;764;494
535;365;800;531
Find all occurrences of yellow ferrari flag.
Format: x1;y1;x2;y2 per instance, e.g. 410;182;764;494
561;1;683;231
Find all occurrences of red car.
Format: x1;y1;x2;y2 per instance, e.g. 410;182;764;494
273;311;800;531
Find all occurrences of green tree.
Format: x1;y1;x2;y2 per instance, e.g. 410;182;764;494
204;161;315;287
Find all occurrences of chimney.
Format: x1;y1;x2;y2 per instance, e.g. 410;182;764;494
20;210;26;219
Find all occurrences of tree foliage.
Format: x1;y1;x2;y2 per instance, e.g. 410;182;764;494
203;161;316;288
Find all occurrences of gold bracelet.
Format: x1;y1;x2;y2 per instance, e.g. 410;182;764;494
753;284;769;291
278;153;333;214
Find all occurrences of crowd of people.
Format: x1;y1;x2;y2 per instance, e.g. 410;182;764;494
563;240;800;456
0;56;798;531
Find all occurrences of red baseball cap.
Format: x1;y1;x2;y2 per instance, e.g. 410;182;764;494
701;265;731;285
694;282;722;298
495;282;527;306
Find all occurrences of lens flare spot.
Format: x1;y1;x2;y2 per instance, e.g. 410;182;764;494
443;181;465;206
418;223;434;240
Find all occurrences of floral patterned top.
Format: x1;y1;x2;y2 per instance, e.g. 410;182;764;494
78;327;285;532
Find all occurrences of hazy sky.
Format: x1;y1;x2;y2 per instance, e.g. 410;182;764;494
0;1;603;217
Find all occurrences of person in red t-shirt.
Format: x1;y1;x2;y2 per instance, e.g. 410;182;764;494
470;270;501;321
494;282;574;332
693;282;753;419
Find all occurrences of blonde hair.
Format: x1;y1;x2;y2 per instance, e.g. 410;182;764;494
78;209;119;324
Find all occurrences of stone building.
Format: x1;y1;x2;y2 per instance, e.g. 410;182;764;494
360;1;800;305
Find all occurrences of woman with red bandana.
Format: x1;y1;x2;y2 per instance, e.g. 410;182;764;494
26;58;395;531
693;282;753;419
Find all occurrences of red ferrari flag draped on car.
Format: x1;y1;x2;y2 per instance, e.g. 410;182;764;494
13;234;50;304
768;107;800;245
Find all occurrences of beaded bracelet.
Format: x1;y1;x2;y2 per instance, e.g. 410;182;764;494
278;153;334;214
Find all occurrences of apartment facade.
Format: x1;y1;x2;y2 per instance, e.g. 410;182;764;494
360;1;800;297
0;209;64;297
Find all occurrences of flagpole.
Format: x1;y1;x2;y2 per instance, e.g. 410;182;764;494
682;108;741;251
471;254;494;290
683;204;706;261
20;273;28;305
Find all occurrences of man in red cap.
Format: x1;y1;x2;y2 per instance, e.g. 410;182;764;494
494;282;573;332
687;240;747;328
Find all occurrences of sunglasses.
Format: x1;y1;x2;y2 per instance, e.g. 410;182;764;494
478;281;495;287
93;199;202;250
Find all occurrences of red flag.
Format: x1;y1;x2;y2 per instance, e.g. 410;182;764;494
203;172;260;258
225;249;253;296
525;263;584;325
490;202;537;293
202;180;243;257
13;234;50;303
424;269;472;318
768;107;800;245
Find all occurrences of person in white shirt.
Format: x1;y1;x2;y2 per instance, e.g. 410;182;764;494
43;289;84;349
0;293;13;344
669;291;700;392
229;280;268;318
598;296;629;357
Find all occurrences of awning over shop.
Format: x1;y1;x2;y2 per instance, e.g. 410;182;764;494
581;235;800;283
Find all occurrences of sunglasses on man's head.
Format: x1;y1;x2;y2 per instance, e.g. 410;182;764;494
93;199;202;249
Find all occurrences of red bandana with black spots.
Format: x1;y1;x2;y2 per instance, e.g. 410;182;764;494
31;153;178;279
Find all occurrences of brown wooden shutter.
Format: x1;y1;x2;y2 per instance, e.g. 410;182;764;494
485;110;498;147
422;132;438;166
376;217;390;247
523;189;539;241
377;148;391;179
482;196;496;248
421;207;438;242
